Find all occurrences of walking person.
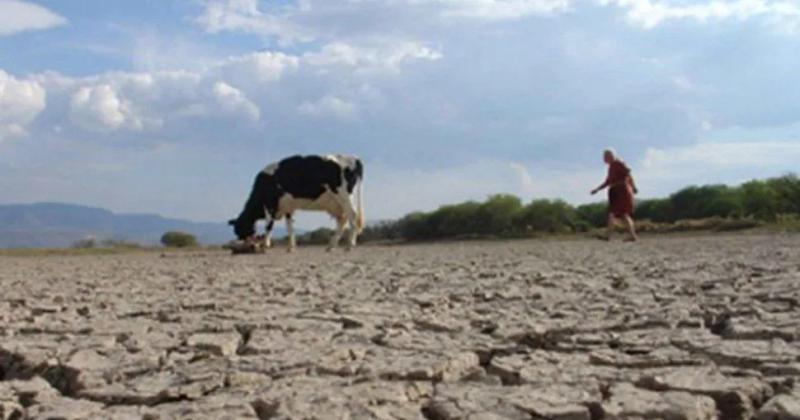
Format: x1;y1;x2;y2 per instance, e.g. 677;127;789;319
591;149;639;241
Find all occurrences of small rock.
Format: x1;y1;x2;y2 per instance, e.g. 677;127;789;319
602;382;716;420
758;389;800;420
638;366;773;420
186;332;241;357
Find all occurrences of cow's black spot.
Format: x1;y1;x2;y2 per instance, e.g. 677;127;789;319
344;159;363;194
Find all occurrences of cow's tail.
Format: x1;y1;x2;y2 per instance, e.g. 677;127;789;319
356;174;365;233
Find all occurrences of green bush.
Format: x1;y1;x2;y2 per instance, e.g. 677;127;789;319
514;199;577;234
767;174;800;214
669;185;743;221
297;227;336;245
160;231;198;248
474;194;523;235
398;212;431;241
72;237;97;249
635;198;672;223
360;221;403;242
576;202;607;228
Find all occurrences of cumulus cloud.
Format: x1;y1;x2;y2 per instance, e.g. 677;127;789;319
212;81;260;120
0;0;66;36
196;0;312;43
195;0;571;46
69;84;145;131
39;34;441;136
598;0;800;30
428;0;571;20
217;51;299;83
303;41;442;72
298;95;357;121
0;70;46;140
56;69;266;133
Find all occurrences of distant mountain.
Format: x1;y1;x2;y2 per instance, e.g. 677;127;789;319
0;202;287;248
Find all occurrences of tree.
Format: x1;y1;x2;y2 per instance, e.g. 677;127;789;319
160;231;198;248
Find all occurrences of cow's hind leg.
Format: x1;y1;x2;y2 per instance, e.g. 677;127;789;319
327;215;347;252
346;212;358;251
286;214;296;252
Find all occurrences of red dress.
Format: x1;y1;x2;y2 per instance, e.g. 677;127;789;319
606;160;634;218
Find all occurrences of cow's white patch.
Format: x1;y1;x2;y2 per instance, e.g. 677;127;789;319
275;190;344;220
262;162;279;175
325;154;359;171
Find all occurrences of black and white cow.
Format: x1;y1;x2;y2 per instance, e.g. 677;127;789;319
229;154;364;251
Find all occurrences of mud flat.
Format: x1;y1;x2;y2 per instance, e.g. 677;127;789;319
1;234;799;419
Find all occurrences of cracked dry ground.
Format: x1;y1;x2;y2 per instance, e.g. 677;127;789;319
1;234;799;420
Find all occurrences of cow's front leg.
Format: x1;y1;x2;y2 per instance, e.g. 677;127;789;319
285;214;296;252
327;216;346;252
264;219;274;248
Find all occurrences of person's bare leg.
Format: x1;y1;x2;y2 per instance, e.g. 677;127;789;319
623;215;638;241
605;214;616;240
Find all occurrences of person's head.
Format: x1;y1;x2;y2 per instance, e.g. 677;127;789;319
603;148;616;164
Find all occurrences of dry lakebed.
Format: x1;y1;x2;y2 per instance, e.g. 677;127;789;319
1;234;799;419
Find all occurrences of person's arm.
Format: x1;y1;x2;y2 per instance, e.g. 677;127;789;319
591;179;609;195
629;176;638;194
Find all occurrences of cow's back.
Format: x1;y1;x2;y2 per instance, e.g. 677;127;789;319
272;155;343;200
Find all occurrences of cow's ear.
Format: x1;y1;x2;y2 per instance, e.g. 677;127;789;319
228;219;237;226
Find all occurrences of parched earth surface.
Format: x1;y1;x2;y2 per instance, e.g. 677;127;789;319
1;234;799;420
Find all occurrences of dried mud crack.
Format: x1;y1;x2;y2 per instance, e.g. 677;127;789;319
2;234;799;419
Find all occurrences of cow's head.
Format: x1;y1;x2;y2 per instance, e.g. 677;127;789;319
228;217;256;240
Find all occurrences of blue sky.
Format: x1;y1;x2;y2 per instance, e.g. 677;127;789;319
1;0;799;227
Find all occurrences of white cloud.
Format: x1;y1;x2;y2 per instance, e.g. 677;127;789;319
0;0;66;36
0;70;46;140
196;0;312;43
303;41;442;72
69;84;145;131
598;0;800;29
59;68;266;132
195;0;570;46
298;95;357;120
218;51;299;82
427;0;571;20
212;81;260;120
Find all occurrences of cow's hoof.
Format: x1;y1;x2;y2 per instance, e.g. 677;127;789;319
287;247;296;253
326;246;335;252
